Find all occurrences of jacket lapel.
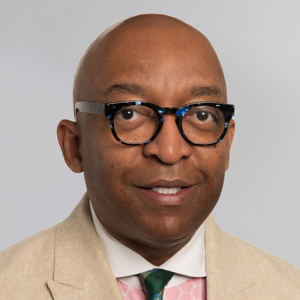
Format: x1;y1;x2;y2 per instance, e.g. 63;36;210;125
47;194;123;300
205;215;257;300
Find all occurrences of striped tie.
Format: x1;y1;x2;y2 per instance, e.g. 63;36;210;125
139;269;174;300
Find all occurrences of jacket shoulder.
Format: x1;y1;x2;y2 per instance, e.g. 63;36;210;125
230;230;300;294
228;227;299;273
205;215;300;297
0;224;59;299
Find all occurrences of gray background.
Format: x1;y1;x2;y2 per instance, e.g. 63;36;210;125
1;0;300;268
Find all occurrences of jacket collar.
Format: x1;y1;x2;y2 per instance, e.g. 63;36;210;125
47;193;123;300
205;215;256;299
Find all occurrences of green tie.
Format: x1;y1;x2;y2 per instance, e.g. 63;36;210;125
139;269;174;300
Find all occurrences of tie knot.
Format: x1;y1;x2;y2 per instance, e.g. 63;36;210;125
139;269;174;300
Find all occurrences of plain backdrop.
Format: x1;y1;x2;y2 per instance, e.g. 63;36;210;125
1;0;300;269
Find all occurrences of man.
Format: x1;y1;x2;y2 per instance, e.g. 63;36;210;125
0;14;299;299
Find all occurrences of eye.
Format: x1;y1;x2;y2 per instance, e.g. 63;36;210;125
194;111;214;122
183;106;221;130
117;108;141;121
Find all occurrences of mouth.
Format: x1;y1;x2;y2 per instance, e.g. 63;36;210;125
152;187;182;194
137;180;194;205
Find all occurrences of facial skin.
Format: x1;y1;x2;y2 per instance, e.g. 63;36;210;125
57;14;235;265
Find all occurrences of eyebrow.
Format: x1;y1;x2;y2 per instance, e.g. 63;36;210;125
190;86;222;98
102;84;145;98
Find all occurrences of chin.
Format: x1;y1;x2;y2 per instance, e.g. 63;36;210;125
137;221;197;249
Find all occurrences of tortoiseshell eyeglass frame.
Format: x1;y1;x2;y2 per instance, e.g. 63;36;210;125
75;101;235;146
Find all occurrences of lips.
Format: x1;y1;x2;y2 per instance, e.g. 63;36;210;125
137;179;194;205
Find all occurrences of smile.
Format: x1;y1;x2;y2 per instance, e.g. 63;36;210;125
152;187;182;194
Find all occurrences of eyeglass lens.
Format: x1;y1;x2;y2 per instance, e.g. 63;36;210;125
182;106;225;144
114;106;158;143
113;105;225;144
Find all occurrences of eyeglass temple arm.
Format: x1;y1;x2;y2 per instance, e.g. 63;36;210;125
74;102;105;121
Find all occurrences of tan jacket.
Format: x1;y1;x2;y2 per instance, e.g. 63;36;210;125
0;193;299;299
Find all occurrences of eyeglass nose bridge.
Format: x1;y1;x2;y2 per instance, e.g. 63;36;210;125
157;106;189;119
149;106;189;144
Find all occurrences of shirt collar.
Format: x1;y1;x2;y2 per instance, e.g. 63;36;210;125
90;200;206;278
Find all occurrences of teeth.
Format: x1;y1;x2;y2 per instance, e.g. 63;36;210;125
152;187;181;194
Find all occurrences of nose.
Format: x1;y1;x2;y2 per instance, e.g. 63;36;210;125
143;114;192;164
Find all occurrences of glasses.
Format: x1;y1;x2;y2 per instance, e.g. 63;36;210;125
75;101;235;146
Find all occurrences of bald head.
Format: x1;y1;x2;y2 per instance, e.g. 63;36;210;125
73;14;226;111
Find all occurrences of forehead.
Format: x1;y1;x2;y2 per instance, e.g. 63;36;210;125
78;22;226;106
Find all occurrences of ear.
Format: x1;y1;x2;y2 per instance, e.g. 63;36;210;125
226;118;235;170
57;120;83;173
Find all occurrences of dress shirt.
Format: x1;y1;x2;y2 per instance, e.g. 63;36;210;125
90;201;206;288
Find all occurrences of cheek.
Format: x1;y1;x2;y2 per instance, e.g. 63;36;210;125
213;146;229;172
194;141;228;176
82;143;118;193
193;143;229;203
80;128;141;202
